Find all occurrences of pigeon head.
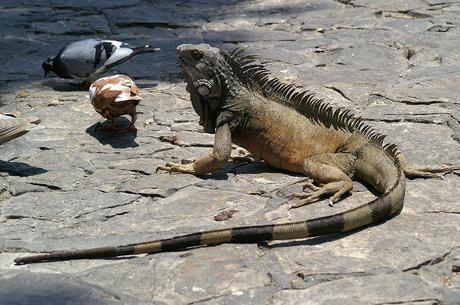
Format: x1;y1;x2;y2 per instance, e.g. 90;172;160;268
42;57;55;77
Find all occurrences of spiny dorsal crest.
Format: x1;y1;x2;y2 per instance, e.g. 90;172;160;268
221;48;401;163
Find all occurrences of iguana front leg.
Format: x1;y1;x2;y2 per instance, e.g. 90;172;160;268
157;123;232;175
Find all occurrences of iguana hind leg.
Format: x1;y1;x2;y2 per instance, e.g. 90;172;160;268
291;153;356;209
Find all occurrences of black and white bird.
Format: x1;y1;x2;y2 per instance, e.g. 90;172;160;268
42;39;160;85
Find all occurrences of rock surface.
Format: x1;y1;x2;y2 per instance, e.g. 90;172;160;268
1;0;459;304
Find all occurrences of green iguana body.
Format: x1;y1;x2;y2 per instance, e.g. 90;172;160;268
15;44;456;265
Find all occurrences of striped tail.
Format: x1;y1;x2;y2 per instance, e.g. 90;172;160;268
14;166;405;265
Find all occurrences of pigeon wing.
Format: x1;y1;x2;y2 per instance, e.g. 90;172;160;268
97;40;134;71
0;115;40;145
57;39;109;79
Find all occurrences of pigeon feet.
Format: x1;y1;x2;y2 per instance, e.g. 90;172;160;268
97;122;137;133
117;126;137;133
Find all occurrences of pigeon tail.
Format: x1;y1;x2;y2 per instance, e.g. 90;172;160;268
131;45;161;55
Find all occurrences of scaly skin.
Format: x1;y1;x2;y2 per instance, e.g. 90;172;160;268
15;44;459;265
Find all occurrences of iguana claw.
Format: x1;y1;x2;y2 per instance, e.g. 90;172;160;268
290;191;319;208
156;162;196;174
230;147;257;163
301;179;321;191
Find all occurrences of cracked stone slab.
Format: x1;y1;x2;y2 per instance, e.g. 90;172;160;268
29;15;111;35
22;0;141;9
366;120;460;165
204;29;301;43
0;271;124;305
272;273;459;305
1;190;140;221
0;190;141;251
362;99;452;125
131;185;270;231
116;172;201;198
76;244;273;305
0;0;459;304
104;5;202;28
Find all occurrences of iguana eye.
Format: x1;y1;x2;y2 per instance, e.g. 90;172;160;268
191;50;203;60
197;84;210;96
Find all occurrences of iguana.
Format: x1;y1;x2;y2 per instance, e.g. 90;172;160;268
14;44;458;265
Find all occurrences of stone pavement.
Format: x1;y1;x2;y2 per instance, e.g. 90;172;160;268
1;0;460;304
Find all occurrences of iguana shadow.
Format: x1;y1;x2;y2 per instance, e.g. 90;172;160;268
198;161;295;181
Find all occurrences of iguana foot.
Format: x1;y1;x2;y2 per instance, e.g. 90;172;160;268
290;179;320;201
156;162;196;174
404;165;460;179
398;154;459;179
290;181;352;209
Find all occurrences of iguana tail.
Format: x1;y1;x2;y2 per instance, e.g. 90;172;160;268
14;146;405;265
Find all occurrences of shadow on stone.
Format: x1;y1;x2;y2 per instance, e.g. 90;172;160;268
232;161;303;177
268;232;350;249
86;119;139;149
0;272;122;305
196;161;304;181
137;82;159;89
0;161;47;177
201;169;230;181
42;79;87;92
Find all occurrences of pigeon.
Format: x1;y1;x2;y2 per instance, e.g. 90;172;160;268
0;112;41;145
42;39;160;86
89;74;142;132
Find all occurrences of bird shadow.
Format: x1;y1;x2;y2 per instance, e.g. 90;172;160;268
0;161;47;177
136;82;159;90
42;79;87;92
86;119;139;149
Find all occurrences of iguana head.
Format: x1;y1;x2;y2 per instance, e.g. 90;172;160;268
177;44;227;133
